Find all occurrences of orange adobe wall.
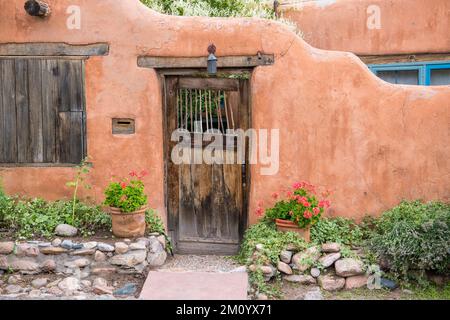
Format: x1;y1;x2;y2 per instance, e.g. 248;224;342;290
0;0;449;226
279;0;450;55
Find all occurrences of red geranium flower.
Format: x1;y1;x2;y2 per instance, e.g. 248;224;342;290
303;210;312;219
313;207;320;215
140;170;149;178
129;170;138;177
120;182;127;189
318;200;331;208
255;207;264;217
293;182;303;190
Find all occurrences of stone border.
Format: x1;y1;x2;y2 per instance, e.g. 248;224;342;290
0;233;168;277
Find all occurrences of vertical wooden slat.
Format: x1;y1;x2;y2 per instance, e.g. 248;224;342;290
194;89;198;132
184;89;188;130
178;89;182;129
15;59;31;163
28;59;44;162
58;111;83;164
205;89;210;132
56;60;85;164
41;59;58;163
189;89;193;132
223;91;230;132
208;90;213;130
0;60;4;162
238;79;250;240
166;77;180;234
1;59;18;163
228;91;237;131
0;59;8;163
58;60;83;112
199;90;203;133
217;90;224;133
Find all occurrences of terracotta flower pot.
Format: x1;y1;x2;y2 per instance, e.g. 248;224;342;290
275;218;310;242
110;206;147;238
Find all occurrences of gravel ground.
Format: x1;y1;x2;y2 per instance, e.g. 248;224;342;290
157;254;243;273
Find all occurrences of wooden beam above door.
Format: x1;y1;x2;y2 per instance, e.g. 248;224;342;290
0;43;109;56
178;77;239;91
138;54;274;69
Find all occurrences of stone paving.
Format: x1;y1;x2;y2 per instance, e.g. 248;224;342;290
0;253;248;300
140;254;248;300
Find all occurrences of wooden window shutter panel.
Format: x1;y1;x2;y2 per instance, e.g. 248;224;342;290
56;60;85;164
0;59;18;163
57;111;84;164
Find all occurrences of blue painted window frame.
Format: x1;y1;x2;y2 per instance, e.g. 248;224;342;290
368;61;450;86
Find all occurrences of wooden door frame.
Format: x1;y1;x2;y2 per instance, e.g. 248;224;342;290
158;68;253;253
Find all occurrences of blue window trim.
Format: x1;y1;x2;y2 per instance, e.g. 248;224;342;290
425;63;450;85
368;60;450;86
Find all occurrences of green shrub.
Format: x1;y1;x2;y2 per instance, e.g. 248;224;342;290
236;220;308;297
368;200;450;279
0;194;111;239
140;0;274;18
145;208;173;253
311;217;365;246
237;219;307;265
0;181;7;224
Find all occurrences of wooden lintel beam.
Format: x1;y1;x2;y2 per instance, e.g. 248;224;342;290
137;54;275;69
359;52;450;65
0;43;110;56
178;77;239;91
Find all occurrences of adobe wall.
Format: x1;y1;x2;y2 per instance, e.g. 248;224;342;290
279;0;450;55
0;0;449;225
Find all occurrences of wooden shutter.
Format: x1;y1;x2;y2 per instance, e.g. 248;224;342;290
0;59;17;163
0;58;86;165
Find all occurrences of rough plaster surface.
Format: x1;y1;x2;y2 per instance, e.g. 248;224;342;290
281;0;450;55
0;0;449;225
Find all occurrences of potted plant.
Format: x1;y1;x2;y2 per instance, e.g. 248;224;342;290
104;170;149;238
261;181;331;242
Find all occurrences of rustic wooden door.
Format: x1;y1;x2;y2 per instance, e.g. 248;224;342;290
164;76;250;255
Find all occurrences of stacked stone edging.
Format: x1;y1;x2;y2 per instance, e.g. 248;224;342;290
251;242;373;292
0;233;168;277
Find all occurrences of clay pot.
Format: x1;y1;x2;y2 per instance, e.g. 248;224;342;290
275;219;310;242
110;207;147;238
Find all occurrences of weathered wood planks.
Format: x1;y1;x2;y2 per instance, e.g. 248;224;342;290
0;58;86;165
138;54;275;69
0;43;109;56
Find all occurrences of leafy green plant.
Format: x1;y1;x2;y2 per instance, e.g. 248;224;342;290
140;0;303;36
0;178;6;224
262;181;330;229
311;217;364;246
236;220;308;298
66;157;92;224
368;200;450;280
104;170;149;213
145;208;173;253
0;195;110;239
141;0;274;18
